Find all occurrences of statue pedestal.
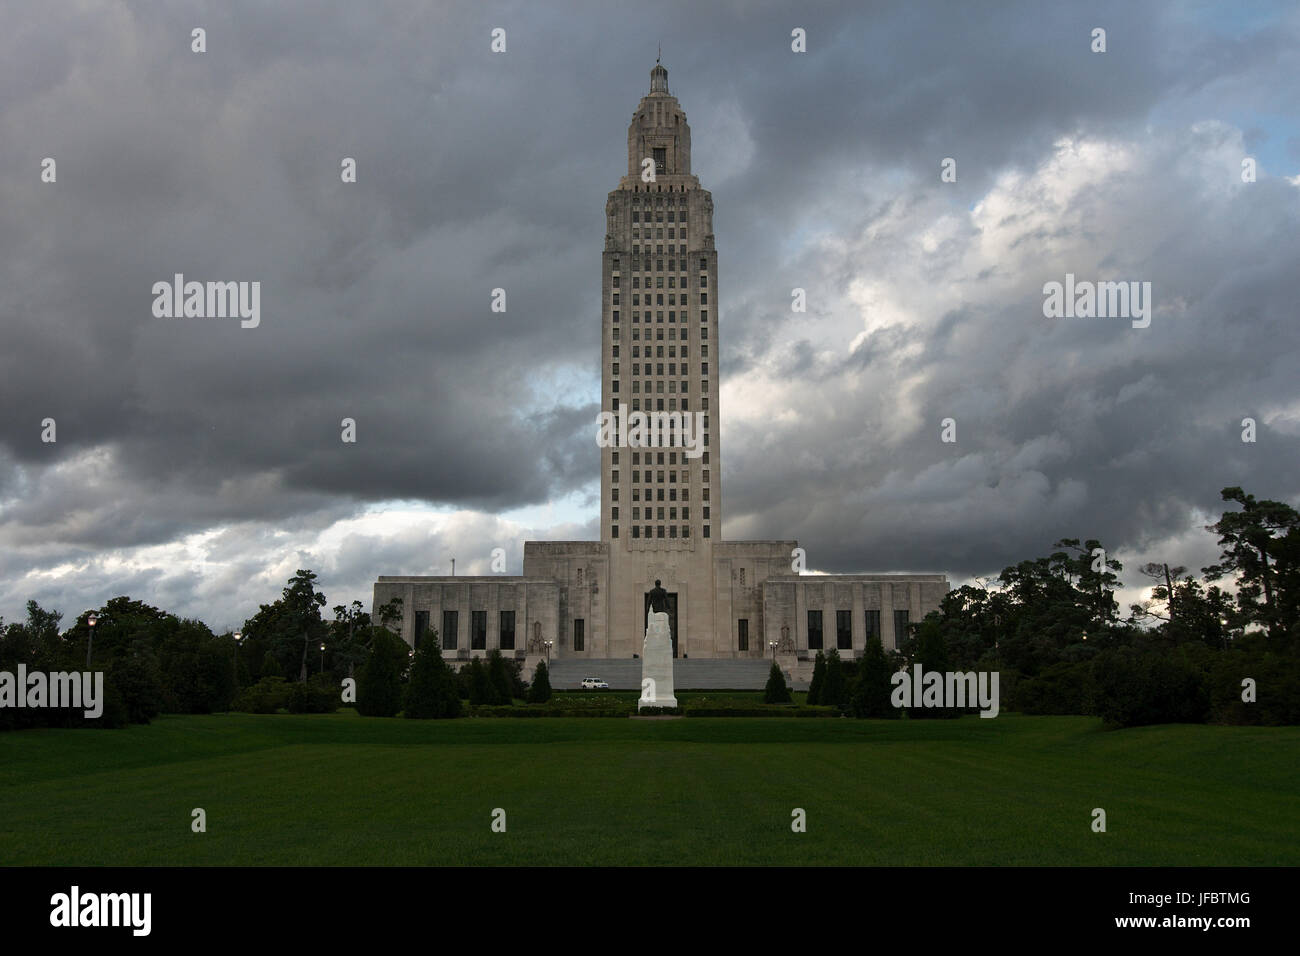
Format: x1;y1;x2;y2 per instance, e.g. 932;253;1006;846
638;611;677;709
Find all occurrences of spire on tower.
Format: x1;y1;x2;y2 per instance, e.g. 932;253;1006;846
649;55;669;93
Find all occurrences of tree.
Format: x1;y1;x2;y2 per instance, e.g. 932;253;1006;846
1204;487;1300;645
283;570;328;682
909;615;957;719
405;634;461;719
528;660;553;703
357;629;406;717
261;651;282;678
331;600;372;678
764;662;792;704
467;657;500;705
821;648;848;709
806;650;826;705
376;597;404;633
486;649;514;704
240;571;329;683
849;637;894;718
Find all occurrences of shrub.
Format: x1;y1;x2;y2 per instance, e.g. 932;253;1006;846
1014;661;1092;715
822;648;848;709
763;662;792;704
806;651;826;705
849;637;894;718
232;676;292;714
486;649;514;705
357;630;406;717
111;647;166;724
1089;647;1210;728
260;652;282;679
528;660;553;703
467;657;502;705
405;641;462;719
1209;647;1300;726
287;674;339;714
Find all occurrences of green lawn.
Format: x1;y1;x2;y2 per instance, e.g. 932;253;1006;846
1;713;1295;865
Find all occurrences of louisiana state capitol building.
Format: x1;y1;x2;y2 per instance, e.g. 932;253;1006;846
374;63;948;685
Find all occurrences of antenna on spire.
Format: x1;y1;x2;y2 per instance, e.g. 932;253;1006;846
657;43;661;65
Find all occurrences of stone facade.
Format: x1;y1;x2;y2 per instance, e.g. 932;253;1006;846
373;63;949;676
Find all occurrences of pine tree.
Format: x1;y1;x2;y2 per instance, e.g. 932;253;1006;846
486;648;514;705
806;650;826;704
764;661;792;704
406;637;461;718
822;647;847;709
357;630;405;717
528;659;553;703
467;657;498;705
849;636;895;718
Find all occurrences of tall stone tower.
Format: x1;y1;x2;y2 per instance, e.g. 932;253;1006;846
599;60;722;657
374;62;948;675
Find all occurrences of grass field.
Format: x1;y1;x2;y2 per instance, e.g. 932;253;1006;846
1;712;1296;865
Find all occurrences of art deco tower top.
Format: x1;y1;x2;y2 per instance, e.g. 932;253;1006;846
625;61;693;182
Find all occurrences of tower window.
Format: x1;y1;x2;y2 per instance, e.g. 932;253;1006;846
653;148;666;174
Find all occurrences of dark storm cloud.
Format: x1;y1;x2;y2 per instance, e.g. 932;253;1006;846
0;0;1297;624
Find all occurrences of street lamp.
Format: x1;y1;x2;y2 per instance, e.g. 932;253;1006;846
769;640;778;660
233;631;243;686
543;639;553;663
319;642;326;674
86;613;98;668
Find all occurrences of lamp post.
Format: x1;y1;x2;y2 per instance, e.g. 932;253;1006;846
233;631;243;686
544;639;553;664
769;640;778;660
319;642;326;674
86;613;98;668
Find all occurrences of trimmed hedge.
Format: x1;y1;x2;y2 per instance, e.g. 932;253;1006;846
465;702;840;718
685;706;840;717
469;704;629;718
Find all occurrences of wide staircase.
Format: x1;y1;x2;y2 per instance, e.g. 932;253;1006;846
546;658;776;691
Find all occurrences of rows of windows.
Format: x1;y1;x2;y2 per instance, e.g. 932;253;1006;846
624;505;691;519
606;397;710;413
803;609;908;650
630;486;710;501
622;310;708;324
612;374;708;388
434;609;517;651
612;468;712;484
612;310;711;327
624;344;708;359
418;607;913;656
614;325;708;342
630;209;687;223
622;524;710;539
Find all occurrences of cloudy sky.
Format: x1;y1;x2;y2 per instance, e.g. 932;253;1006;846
2;0;1298;632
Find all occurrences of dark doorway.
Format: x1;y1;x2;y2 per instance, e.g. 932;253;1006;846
644;591;679;657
